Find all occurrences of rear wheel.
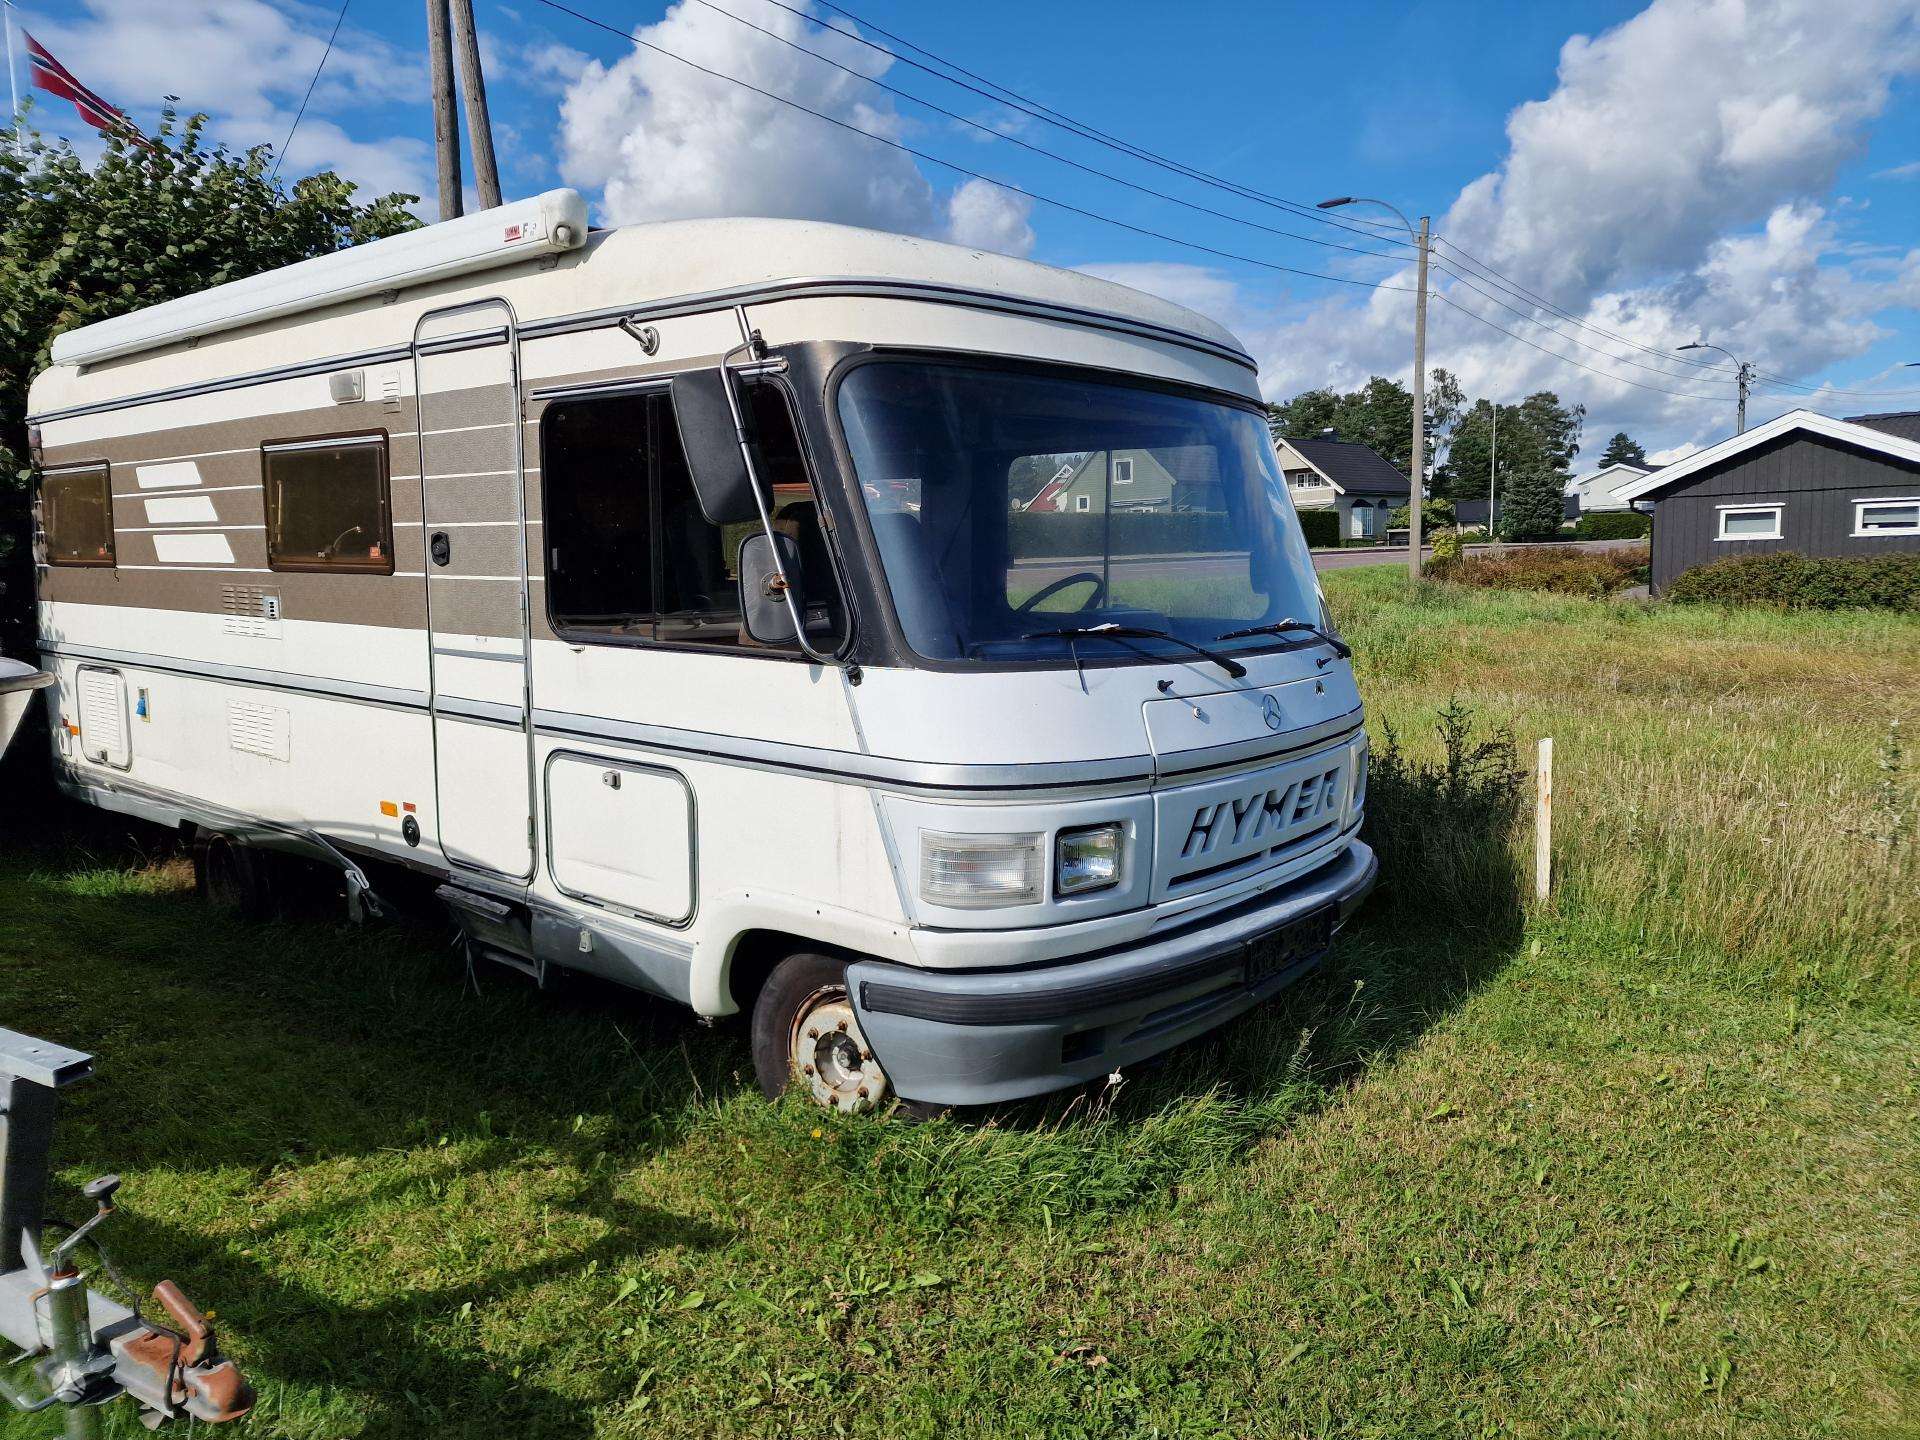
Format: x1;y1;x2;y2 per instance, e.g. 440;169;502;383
191;831;277;921
750;953;892;1113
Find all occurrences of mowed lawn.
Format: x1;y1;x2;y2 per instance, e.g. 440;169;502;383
0;569;1914;1439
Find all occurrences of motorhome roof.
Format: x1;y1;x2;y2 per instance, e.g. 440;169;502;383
43;193;1249;375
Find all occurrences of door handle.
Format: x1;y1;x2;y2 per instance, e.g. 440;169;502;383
430;531;451;567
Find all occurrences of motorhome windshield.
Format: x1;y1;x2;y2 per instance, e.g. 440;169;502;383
836;361;1324;667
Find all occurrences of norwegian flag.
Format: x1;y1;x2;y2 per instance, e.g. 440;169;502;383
24;31;150;146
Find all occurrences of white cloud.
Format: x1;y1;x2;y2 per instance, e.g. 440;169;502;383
557;0;1028;251
22;0;431;202
946;178;1034;257
1874;159;1920;180
1223;0;1920;456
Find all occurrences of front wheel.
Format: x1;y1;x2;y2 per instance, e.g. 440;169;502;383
191;830;277;920
750;953;893;1113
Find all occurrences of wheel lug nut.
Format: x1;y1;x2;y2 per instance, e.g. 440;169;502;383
860;1050;873;1061
806;1027;820;1039
836;1019;848;1032
856;1085;869;1098
829;1095;840;1107
802;1064;815;1076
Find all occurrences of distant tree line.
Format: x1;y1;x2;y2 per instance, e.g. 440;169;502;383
1267;372;1642;543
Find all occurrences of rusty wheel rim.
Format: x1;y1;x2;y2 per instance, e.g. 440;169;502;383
788;984;890;1113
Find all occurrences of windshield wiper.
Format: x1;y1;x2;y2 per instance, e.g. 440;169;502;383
1022;623;1247;679
1214;618;1352;661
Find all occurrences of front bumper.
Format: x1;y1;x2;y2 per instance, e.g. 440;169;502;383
849;839;1377;1106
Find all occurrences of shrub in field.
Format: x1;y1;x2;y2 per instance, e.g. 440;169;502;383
1575;510;1651;540
1363;698;1527;921
1430;543;1647;596
1667;552;1920;611
1430;527;1463;564
1296;508;1341;549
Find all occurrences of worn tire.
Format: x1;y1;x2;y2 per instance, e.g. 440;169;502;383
191;831;277;921
750;952;893;1113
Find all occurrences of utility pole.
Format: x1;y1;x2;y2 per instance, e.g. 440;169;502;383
1678;342;1753;435
1318;195;1430;579
1408;214;1430;579
1488;402;1498;543
425;0;462;221
449;0;502;210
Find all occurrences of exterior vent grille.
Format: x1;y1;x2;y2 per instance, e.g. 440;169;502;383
221;586;282;638
226;700;290;761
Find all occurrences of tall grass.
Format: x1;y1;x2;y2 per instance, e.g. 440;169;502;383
1329;568;1920;1011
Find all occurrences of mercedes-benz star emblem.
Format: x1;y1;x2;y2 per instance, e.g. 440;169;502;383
1261;694;1284;732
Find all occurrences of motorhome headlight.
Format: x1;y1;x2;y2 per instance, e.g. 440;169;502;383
919;831;1045;909
1056;823;1123;896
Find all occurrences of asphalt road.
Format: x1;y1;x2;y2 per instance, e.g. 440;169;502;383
1007;538;1641;588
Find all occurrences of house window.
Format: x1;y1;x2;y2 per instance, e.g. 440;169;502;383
263;434;393;572
1853;498;1920;537
38;463;115;567
1113;456;1134;486
1075;494;1092;512
542;379;840;651
1288;471;1321;491
1715;503;1782;541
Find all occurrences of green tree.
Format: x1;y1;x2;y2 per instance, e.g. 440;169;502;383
1498;463;1568;542
1600;431;1646;468
1516;390;1586;473
1267;369;1460;488
1435;390;1587;505
0;108;417;654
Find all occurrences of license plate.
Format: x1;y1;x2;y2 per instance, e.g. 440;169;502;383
1244;909;1333;987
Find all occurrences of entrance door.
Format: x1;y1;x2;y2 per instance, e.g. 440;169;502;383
413;300;535;879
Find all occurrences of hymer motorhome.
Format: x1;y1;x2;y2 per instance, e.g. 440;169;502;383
28;190;1375;1111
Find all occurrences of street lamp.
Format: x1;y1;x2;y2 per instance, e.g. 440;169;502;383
1319;195;1431;579
1678;341;1753;434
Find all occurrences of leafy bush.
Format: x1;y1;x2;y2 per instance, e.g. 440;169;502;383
1387;499;1456;531
1431;544;1647;596
1575;510;1651;540
1430;527;1464;564
1296;508;1341;550
1667;552;1920;611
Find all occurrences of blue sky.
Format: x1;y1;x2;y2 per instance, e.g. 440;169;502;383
11;0;1920;461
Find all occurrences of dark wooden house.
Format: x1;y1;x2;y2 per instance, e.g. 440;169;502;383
1618;409;1920;594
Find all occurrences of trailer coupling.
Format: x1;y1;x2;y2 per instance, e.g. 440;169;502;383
0;1030;253;1432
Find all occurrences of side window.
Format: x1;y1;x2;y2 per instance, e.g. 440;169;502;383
39;463;115;567
544;393;653;631
543;381;841;651
263;435;393;572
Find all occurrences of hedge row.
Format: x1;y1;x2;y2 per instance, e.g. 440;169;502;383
1575;510;1652;540
1008;511;1238;559
1296;509;1341;550
1431;544;1648;597
1666;552;1920;611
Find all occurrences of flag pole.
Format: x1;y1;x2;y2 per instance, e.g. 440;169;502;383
4;0;20;143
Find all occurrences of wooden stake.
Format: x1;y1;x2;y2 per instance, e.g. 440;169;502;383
1535;737;1554;901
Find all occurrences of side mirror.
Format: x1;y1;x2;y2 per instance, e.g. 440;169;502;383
738;531;805;646
670;370;760;525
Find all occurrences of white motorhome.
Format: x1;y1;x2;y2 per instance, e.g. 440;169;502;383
28;190;1375;1112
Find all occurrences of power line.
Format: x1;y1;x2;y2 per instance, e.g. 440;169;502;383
529;0;1416;294
681;0;1414;265
270;0;350;184
1432;236;1737;374
1432;292;1738;402
753;0;1414;246
1428;260;1757;386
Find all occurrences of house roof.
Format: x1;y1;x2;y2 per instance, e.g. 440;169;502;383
1616;409;1920;502
1844;410;1920;443
1282;437;1411;497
